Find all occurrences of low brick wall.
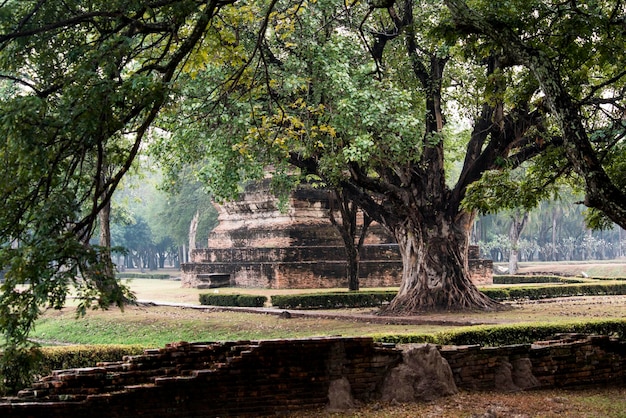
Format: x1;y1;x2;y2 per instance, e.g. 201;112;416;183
1;334;624;418
0;338;402;418
440;334;625;391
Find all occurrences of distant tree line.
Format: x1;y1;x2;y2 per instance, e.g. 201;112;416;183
475;191;625;263
105;167;218;273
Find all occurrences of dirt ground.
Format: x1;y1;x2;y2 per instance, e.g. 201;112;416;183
288;386;626;417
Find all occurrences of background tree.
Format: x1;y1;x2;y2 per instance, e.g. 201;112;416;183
328;187;373;291
110;166;218;269
474;185;625;263
445;0;626;229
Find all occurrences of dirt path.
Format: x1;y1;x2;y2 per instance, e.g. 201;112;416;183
140;293;626;327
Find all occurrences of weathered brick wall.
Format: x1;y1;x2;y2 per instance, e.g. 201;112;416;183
468;259;494;286
182;245;492;289
0;338;401;418
439;334;626;391
1;334;624;418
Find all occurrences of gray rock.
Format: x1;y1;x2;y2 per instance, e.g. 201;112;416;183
327;377;354;411
380;344;458;403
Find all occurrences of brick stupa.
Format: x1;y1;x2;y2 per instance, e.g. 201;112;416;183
181;180;492;289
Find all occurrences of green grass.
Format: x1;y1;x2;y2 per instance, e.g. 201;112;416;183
32;306;446;347
28;275;626;347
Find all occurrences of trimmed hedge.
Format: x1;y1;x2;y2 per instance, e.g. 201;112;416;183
374;319;626;347
199;293;267;307
1;344;146;394
271;291;396;309
481;283;626;301
271;282;626;309
493;275;584;284
116;273;171;280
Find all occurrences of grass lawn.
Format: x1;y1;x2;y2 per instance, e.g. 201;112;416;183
31;278;626;347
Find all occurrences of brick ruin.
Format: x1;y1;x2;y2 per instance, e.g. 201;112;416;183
1;334;624;417
182;181;493;289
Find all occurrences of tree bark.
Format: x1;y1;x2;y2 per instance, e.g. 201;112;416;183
383;212;499;313
98;196;116;277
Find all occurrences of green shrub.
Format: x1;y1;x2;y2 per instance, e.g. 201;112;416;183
373;319;626;346
1;344;145;395
481;283;626;301
199;294;267;307
0;344;43;395
271;291;396;309
493;275;584;284
116;273;171;280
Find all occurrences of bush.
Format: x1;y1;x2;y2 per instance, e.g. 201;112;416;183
481;283;626;301
374;319;626;346
493;275;584;284
271;291;396;309
116;273;171;280
0;345;43;395
1;344;145;395
199;294;267;307
36;344;146;377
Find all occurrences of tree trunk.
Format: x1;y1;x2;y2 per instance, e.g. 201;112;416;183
159;253;166;269
445;0;626;229
95;173;123;306
188;210;200;252
98;183;115;276
383;213;500;314
180;244;187;264
328;189;372;291
508;211;528;275
345;243;360;292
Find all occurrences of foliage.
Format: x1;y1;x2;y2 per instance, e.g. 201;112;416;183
0;344;43;395
444;0;626;229
110;167;218;269
481;283;626;301
492;275;584;285
269;281;626;309
36;344;145;378
271;291;397;310
2;0;626;379
155;0;563;313
199;293;267;308
474;187;626;262
0;0;273;387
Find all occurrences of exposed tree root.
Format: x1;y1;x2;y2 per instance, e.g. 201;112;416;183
380;287;507;316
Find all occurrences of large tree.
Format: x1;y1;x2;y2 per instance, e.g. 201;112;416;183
444;0;626;230
159;0;562;312
0;0;270;391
